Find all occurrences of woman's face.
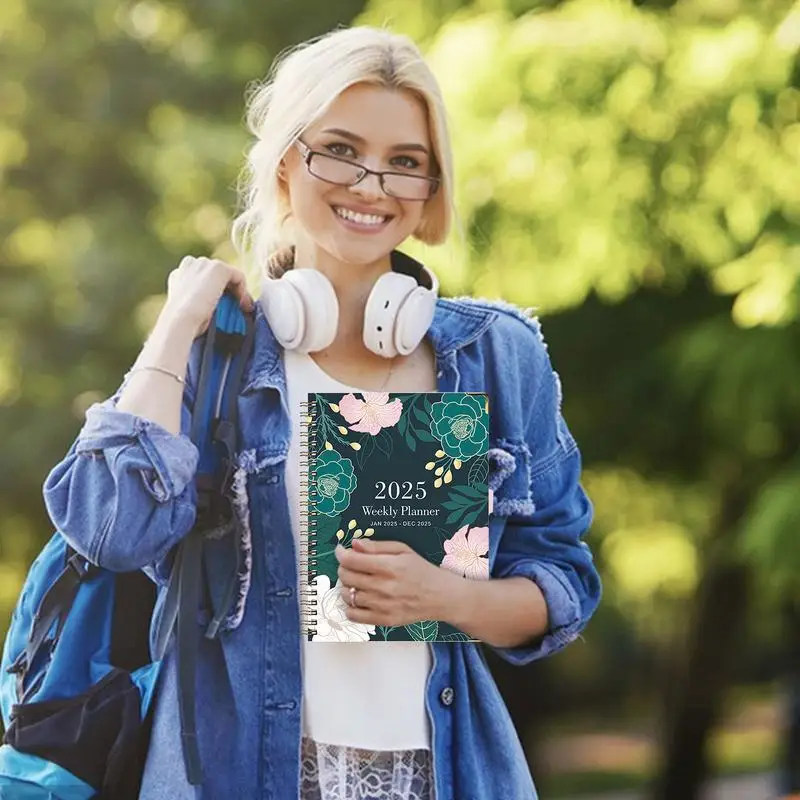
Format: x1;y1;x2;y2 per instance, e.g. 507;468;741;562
281;83;435;268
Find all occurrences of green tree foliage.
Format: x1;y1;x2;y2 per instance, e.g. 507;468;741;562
2;0;800;790
0;0;365;606
360;0;800;589
357;0;800;790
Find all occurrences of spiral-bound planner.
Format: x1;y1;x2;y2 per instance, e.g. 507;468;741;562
299;392;490;643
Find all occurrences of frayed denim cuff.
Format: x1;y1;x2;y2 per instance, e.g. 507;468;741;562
492;559;582;666
77;400;199;502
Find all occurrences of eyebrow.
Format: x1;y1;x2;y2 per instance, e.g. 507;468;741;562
321;127;430;155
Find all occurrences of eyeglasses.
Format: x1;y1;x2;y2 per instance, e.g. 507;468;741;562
293;139;440;201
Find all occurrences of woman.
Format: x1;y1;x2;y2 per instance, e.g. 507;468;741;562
44;25;601;800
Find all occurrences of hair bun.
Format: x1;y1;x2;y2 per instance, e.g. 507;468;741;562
266;245;296;276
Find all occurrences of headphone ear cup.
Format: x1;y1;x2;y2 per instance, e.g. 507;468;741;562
260;274;307;350
281;269;339;353
394;286;437;356
363;272;418;358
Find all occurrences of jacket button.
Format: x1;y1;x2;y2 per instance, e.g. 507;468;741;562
439;686;454;706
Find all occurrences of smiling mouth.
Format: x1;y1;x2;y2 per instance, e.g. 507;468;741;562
332;206;393;227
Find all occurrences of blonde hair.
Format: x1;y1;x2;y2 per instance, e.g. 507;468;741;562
230;26;454;277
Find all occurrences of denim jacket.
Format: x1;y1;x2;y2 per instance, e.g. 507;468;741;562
43;292;601;800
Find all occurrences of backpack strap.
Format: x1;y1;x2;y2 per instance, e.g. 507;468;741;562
5;550;100;703
151;292;254;786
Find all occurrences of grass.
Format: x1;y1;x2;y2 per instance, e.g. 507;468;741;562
545;770;648;797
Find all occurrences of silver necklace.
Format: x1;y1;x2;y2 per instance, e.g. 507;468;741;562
376;355;398;392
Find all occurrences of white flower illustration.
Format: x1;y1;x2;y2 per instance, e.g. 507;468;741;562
310;574;375;642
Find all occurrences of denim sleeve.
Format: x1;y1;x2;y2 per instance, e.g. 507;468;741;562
491;341;601;666
42;375;199;576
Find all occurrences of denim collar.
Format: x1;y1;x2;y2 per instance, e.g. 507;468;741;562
242;252;498;395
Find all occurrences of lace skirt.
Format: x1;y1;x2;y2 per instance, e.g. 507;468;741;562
300;737;434;800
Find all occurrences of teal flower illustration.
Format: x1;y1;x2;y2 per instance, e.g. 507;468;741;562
314;449;357;515
429;394;488;460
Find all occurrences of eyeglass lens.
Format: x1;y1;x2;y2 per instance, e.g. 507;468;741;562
308;153;434;200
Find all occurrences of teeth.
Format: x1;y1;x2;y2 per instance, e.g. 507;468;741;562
334;207;387;226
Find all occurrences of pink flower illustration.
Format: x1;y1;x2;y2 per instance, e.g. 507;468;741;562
440;525;489;580
339;392;403;436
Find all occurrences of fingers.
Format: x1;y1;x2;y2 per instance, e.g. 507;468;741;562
335;544;391;575
337;566;371;591
344;606;379;624
166;256;254;331
337;581;381;613
352;539;410;555
337;579;366;602
225;267;254;312
336;562;380;610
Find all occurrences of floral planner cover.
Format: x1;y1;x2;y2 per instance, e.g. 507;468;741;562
301;392;490;643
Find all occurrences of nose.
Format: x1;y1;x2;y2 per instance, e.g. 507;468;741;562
349;168;383;200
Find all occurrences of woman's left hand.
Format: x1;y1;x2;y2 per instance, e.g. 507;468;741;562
335;539;460;627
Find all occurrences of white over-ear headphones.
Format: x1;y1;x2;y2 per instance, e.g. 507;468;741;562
260;250;439;358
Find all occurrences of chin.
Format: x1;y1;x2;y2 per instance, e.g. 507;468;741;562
325;234;405;266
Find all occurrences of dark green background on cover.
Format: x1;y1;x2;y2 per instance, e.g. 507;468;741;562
307;392;489;642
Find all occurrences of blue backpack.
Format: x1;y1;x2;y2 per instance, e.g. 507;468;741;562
0;294;254;799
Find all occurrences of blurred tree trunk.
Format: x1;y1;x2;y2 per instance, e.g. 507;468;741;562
650;480;752;800
777;597;800;795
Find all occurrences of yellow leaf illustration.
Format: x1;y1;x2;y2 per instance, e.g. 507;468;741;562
434;478;442;488
348;519;357;530
350;442;361;450
425;461;435;470
444;470;453;484
324;441;333;451
329;403;340;412
336;530;344;540
338;426;348;435
353;529;363;538
364;528;375;537
435;466;444;476
435;449;445;458
454;459;462;469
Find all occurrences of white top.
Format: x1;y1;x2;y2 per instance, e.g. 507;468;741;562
283;347;432;751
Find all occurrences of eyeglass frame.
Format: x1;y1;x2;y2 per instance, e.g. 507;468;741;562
292;139;440;201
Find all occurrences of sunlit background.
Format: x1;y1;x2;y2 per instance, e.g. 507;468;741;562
2;0;799;797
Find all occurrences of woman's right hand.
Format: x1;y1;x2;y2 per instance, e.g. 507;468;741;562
164;256;255;338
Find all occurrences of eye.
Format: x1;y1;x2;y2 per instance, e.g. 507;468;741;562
391;155;422;170
325;142;357;158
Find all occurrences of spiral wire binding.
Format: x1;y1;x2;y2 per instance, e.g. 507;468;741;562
298;398;319;641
